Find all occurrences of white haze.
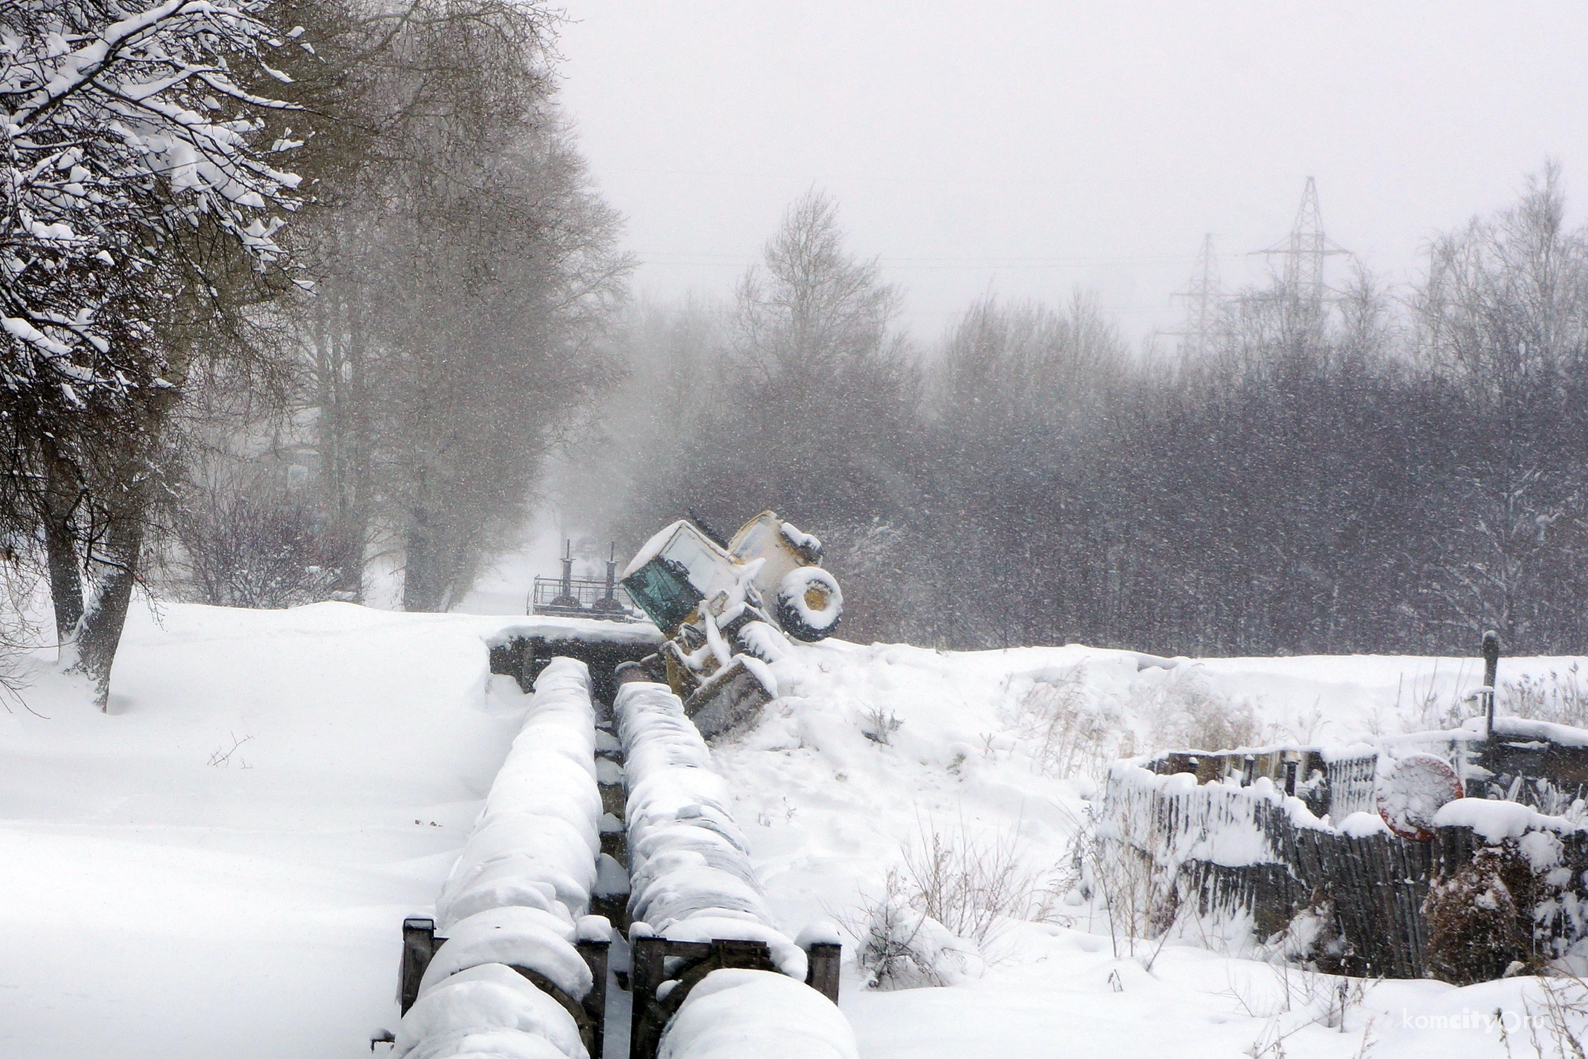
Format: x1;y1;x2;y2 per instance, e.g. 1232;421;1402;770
557;0;1588;343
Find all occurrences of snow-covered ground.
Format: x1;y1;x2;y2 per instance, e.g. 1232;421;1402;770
2;601;1581;1058
0;603;647;1059
723;639;1588;1058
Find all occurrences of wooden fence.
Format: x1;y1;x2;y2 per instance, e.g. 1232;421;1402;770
1113;723;1588;979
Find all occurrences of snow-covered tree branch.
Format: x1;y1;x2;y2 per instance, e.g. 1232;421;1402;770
0;0;301;705
0;0;299;394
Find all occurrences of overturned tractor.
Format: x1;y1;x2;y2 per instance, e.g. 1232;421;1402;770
619;512;841;736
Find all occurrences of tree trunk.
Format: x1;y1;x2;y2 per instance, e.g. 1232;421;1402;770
75;506;146;710
402;501;436;612
314;285;372;601
343;301;373;599
41;456;84;645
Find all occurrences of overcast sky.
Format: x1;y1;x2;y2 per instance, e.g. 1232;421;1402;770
554;2;1588;347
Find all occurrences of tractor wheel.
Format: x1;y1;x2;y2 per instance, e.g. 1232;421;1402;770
776;566;843;642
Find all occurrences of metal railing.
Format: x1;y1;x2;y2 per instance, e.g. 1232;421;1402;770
529;575;639;621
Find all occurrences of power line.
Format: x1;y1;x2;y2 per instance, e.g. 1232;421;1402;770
633;251;1216;269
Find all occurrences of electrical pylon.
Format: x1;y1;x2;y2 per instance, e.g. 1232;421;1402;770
1171;233;1222;359
1252;177;1350;326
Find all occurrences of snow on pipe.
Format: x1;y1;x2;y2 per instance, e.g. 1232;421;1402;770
396;657;607;1059
435;661;603;928
613;681;805;980
655;969;858;1059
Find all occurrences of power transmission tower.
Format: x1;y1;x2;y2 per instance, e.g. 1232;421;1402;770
1171;233;1222;359
1252;177;1350;328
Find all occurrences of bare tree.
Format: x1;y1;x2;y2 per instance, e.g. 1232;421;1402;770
1414;161;1588;398
172;459;339;608
615;191;922;639
271;0;629;611
1412;163;1588;645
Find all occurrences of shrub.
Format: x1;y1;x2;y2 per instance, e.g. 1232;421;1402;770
849;820;1037;989
1503;665;1588;728
1132;668;1258;753
1007;666;1124;778
1422;842;1537;985
852;870;985;990
174;468;343;608
902;821;1038;946
861;704;904;744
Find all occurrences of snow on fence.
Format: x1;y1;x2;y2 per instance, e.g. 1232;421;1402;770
1105;723;1588;980
394;658;610;1059
1102;762;1440;977
1148;731;1484;821
613;681;848;1059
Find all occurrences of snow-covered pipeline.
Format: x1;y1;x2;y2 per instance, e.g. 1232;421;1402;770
396;657;607;1059
656;969;859;1059
614;680;858;1059
615;680;805;976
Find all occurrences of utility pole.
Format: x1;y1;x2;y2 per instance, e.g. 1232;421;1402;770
1171;233;1222;361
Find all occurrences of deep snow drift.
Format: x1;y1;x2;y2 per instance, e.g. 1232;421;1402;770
2;600;1582;1058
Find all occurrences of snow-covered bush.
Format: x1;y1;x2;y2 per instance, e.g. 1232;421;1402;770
172;466;343;608
1007;665;1125;778
1132;668;1257;753
860;703;902;744
1422;842;1537;984
1503;665;1588;728
902;820;1039;947
846;820;1035;990
852;870;985;990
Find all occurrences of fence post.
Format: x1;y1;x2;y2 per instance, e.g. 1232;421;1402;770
1483;630;1500;737
399;917;437;1015
629;933;665;1059
577;918;611;1059
805;942;842;1003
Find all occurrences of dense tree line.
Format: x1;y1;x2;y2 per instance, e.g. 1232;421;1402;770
598;172;1588;657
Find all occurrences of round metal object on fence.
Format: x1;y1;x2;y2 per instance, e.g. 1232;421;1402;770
1376;753;1463;841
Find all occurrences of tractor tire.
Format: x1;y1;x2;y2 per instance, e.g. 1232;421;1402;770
776;566;843;642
